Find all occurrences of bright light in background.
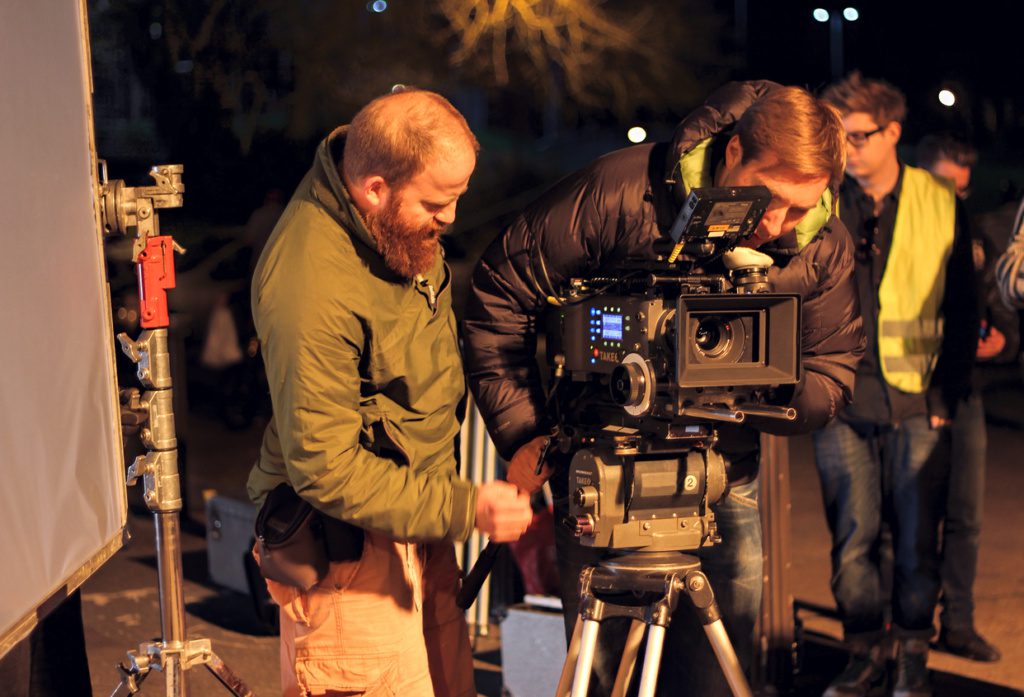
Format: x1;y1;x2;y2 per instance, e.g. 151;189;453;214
843;7;859;21
938;89;956;107
813;8;830;22
368;0;388;12
627;126;647;143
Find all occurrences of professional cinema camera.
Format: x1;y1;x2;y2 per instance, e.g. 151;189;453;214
546;184;802;554
543;185;804;697
543;185;802;697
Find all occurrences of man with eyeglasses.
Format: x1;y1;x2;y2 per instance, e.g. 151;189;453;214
815;73;978;697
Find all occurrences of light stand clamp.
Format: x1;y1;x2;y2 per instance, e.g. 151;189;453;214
100;162;184;261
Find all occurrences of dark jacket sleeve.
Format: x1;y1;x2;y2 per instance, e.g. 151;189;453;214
752;217;866;435
927;204;980;418
462;153;651;460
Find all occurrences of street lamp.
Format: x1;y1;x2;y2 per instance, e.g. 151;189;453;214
813;6;859;78
938;89;956;107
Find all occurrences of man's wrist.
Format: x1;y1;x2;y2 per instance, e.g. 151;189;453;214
489;407;548;462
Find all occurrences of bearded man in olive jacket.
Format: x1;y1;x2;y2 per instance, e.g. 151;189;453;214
462;82;865;696
249;89;533;697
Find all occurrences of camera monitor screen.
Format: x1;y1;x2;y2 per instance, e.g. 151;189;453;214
0;0;126;658
602;313;624;341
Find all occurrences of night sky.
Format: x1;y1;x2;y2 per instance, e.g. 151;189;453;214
740;0;1024;151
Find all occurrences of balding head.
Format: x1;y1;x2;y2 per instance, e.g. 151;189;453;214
342;89;479;190
340;90;478;279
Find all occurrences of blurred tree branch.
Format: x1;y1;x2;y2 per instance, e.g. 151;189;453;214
102;0;727;154
436;0;727;117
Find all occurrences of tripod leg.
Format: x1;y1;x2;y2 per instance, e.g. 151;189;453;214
556;618;584;697
680;568;754;697
703;619;753;697
570;619;601;697
610;619;645;697
636;623;667;697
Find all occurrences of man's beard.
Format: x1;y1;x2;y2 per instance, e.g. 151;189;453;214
364;199;446;280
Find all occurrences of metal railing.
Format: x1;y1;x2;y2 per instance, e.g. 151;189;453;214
457;394;501;636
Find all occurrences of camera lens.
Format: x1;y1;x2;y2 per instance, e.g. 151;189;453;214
695;321;721;350
694;316;732;358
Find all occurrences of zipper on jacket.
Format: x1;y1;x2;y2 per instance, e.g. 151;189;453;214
414;274;437;313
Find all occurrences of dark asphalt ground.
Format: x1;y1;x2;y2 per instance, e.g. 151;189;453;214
78;365;1024;696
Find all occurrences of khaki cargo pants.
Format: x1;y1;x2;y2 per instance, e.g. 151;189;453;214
265;531;476;696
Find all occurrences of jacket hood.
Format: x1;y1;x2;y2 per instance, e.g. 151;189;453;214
666;80;780;183
309;125;380;254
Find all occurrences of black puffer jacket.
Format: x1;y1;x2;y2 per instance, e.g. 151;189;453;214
463;81;866;468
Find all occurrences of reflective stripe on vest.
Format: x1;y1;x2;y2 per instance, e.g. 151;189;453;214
877;166;956;393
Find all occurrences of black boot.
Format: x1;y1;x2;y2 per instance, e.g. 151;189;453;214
937;626;1002;662
823;639;886;697
893;638;932;697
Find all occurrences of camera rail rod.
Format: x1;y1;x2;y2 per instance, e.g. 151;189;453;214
101;164;254;697
570;273;729;294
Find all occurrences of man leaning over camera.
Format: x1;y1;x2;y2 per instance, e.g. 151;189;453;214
462;81;865;697
247;89;533;697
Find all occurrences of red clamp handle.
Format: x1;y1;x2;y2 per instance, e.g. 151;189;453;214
136;235;177;328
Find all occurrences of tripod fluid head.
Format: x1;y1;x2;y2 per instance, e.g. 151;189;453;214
565;435;728;553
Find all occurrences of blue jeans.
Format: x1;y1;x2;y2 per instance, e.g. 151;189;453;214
553;480;762;697
941;392;987;631
812;416;949;638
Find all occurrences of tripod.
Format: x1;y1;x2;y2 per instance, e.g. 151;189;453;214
101;164;254;697
556;551;753;697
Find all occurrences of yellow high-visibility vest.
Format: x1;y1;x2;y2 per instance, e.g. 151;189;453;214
877;166;957;393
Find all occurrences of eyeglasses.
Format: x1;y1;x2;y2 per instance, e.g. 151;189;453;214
846;126;885;147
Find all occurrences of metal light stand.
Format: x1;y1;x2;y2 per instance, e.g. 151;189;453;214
100;164;254;697
555;552;753;697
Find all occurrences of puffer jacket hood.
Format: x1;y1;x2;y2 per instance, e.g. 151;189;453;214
666;80;779;184
462;81;865;474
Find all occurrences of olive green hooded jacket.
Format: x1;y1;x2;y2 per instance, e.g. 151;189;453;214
246;125;477;542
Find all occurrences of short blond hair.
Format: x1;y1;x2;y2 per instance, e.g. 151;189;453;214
343;89;479;189
821;71;907;127
736;86;847;192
